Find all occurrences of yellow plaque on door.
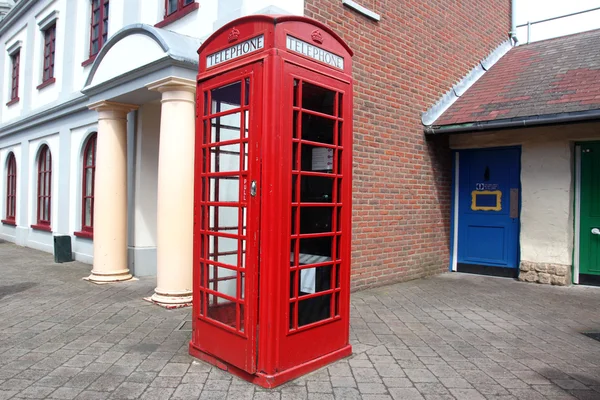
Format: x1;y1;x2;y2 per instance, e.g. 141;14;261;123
471;190;502;211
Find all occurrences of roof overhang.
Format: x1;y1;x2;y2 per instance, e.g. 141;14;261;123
82;24;202;104
425;109;600;135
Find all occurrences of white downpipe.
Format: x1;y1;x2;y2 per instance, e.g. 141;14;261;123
510;0;518;44
452;153;459;272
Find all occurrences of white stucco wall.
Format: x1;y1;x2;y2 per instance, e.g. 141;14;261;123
133;103;160;248
0;144;21;241
89;34;166;88
2;27;26;124
450;122;600;267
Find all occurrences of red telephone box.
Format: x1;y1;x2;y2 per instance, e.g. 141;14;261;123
190;15;353;388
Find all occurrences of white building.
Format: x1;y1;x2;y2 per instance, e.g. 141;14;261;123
0;0;303;306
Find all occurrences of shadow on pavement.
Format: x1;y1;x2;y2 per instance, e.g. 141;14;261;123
0;282;37;300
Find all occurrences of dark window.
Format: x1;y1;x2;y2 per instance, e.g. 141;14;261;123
4;153;17;224
42;24;56;83
36;145;52;228
81;133;96;232
10;51;20;102
166;0;195;16
89;0;109;57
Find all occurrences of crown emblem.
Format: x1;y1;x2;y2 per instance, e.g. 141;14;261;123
228;27;240;43
311;30;324;44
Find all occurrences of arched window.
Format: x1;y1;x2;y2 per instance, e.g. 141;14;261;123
2;152;17;225
34;145;52;230
76;133;96;238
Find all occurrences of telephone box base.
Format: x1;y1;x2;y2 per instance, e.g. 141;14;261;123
189;341;352;388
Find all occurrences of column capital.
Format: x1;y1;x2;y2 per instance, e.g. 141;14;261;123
146;76;196;94
87;100;139;114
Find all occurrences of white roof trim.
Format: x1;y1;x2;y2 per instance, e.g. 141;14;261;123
421;39;513;126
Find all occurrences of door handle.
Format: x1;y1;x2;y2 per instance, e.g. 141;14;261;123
250;180;257;197
592;228;600;235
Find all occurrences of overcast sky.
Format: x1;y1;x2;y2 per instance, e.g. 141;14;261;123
514;0;600;44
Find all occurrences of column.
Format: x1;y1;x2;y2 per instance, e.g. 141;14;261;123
86;101;138;282
147;77;196;305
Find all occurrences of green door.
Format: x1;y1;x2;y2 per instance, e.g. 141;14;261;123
579;142;600;278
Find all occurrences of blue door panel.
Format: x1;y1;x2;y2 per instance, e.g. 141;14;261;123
457;148;520;268
464;225;506;263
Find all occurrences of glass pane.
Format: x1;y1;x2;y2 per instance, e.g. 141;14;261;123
45;173;51;196
302;114;335;144
298;294;332;327
209;176;239;202
85;169;93;195
207;294;236;328
85;199;92;226
244;78;250;106
211;81;242;112
300;207;333;234
44;198;50;221
208;206;240;232
302;81;335;115
293;79;299;107
303;145;334;172
167;0;178;14
298;265;332;295
211;113;241;143
299;236;332;262
209;266;237;297
300;176;333;202
210;143;240;172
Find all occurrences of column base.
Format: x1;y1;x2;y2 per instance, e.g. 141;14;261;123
149;289;192;307
84;268;133;283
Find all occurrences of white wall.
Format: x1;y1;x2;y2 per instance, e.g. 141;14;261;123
0;144;21;241
29;0;65;110
1;26;26;123
133;103;160;248
450;122;600;267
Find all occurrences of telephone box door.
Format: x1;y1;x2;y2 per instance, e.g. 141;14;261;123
280;62;352;370
193;64;262;373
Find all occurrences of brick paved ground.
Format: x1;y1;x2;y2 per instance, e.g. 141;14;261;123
1;241;600;400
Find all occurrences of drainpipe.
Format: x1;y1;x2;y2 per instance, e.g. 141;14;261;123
509;0;518;45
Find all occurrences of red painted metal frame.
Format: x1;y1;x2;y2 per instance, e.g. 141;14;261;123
41;24;56;84
191;15;353;388
9;51;19;104
74;133;96;239
34;145;52;230
155;0;197;28
3;152;17;225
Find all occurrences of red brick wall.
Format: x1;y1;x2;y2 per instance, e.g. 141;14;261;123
304;0;511;289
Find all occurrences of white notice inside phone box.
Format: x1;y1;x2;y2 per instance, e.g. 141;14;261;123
312;147;333;171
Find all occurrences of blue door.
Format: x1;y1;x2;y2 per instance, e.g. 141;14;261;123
456;148;520;269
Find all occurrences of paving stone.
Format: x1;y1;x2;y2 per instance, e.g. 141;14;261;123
448;388;486;400
48;387;84;399
203;380;231;392
388;387;425;400
357;383;387;394
307;381;333;393
405;369;438;383
382;377;413;388
73;391;109;400
3;245;600;400
138;387;175;400
16;385;55;399
107;382;147;399
333;387;361;400
86;375;126;392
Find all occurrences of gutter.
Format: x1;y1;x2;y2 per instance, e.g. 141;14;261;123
425;109;600;135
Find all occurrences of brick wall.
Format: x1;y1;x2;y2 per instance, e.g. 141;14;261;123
304;0;511;289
